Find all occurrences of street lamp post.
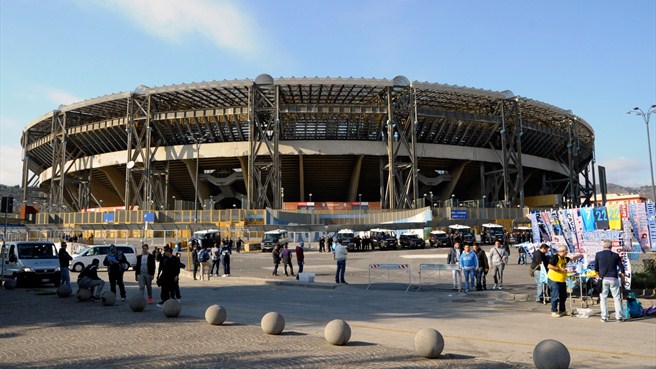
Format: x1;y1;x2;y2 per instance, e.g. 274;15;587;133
429;191;433;209
628;105;656;201
309;193;312;203
190;133;209;223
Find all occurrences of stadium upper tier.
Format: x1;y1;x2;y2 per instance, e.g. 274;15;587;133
21;76;594;210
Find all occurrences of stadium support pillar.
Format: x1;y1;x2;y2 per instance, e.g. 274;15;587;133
498;97;525;208
299;152;305;202
566;117;595;207
248;76;281;209
441;161;468;202
348;155;364;202
99;167;127;203
383;77;418;210
48;111;67;212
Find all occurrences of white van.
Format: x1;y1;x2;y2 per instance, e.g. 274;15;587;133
70;244;137;272
2;241;61;287
261;229;288;252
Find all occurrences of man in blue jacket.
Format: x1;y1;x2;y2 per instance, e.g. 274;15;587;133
595;239;625;322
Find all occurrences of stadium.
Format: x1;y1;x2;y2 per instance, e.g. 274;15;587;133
20;75;595;218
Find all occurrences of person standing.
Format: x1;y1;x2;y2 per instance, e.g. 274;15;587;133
171;252;185;301
334;240;348;284
236;237;243;253
77;258;104;300
281;243;294;276
103;244;129;302
488;241;508;289
135;244;156;304
58;241;73;287
220;241;232;277
295;242;305;280
156;246;180;307
319;236;326;252
210;242;220;277
547;245;583;317
595;239;626;322
473;243;489;291
447;242;462;291
198;246;211;280
191;245;200;280
459;244;478;293
272;244;281;276
531;244;550;303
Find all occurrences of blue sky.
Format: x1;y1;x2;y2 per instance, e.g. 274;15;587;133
1;0;654;188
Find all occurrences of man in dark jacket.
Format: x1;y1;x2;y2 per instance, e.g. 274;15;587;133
77;258;105;300
595;239;626;322
272;245;281;276
472;243;489;291
156;246;181;306
531;244;550;302
58;241;73;287
135;244;156;304
295;242;305;280
281;243;294;276
191;245;200;280
103;244;130;302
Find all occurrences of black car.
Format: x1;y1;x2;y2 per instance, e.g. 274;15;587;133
399;234;425;249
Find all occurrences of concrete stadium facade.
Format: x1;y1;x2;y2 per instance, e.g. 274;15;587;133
20;75;596;213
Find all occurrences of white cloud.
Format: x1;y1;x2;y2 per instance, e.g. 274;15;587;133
45;88;82;106
100;0;260;56
0;145;23;186
598;156;651;187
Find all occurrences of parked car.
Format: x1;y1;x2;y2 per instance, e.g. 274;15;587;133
428;230;451;248
399;233;425;249
2;241;61;287
70;244;137;272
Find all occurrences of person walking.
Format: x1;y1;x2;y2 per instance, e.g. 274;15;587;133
135;244;156;304
531;244;550;303
295;242;305;280
198;246;211;280
473;243;489;291
547;245;583;317
103;244;129;302
459;244;478;293
272;245;281;276
191;245;200;280
220;241;232;277
488;241;508;289
595;239;626;322
156;246;180;307
447;242;462;291
236;237;243;253
281;243;294;276
58;241;73;287
334;240;348;284
171;252;185;301
319;236;326;252
77;258;105;300
210;243;220;277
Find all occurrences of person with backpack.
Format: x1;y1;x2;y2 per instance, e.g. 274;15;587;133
488;241;508;289
103;244;130;302
77;258;105;300
210;242;220;277
595;239;625;322
198;246;211;280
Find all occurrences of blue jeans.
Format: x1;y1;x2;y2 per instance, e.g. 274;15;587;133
600;278;623;320
463;268;475;291
535;269;544;301
60;267;71;287
336;259;346;283
548;279;567;313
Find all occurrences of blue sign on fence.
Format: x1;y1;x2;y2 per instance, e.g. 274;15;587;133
103;212;114;223
451;209;468;220
144;212;155;222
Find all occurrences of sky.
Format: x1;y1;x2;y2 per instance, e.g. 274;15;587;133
1;0;655;188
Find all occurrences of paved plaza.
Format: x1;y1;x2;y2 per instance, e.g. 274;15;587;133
1;246;654;368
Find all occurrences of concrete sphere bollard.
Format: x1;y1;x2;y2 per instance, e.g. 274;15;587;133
101;291;116;306
129;295;147;312
324;319;351;345
533;339;570;369
261;312;285;335
76;288;92;301
57;284;72;298
3;278;17;289
205;304;227;325
162;299;182;318
414;328;445;359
